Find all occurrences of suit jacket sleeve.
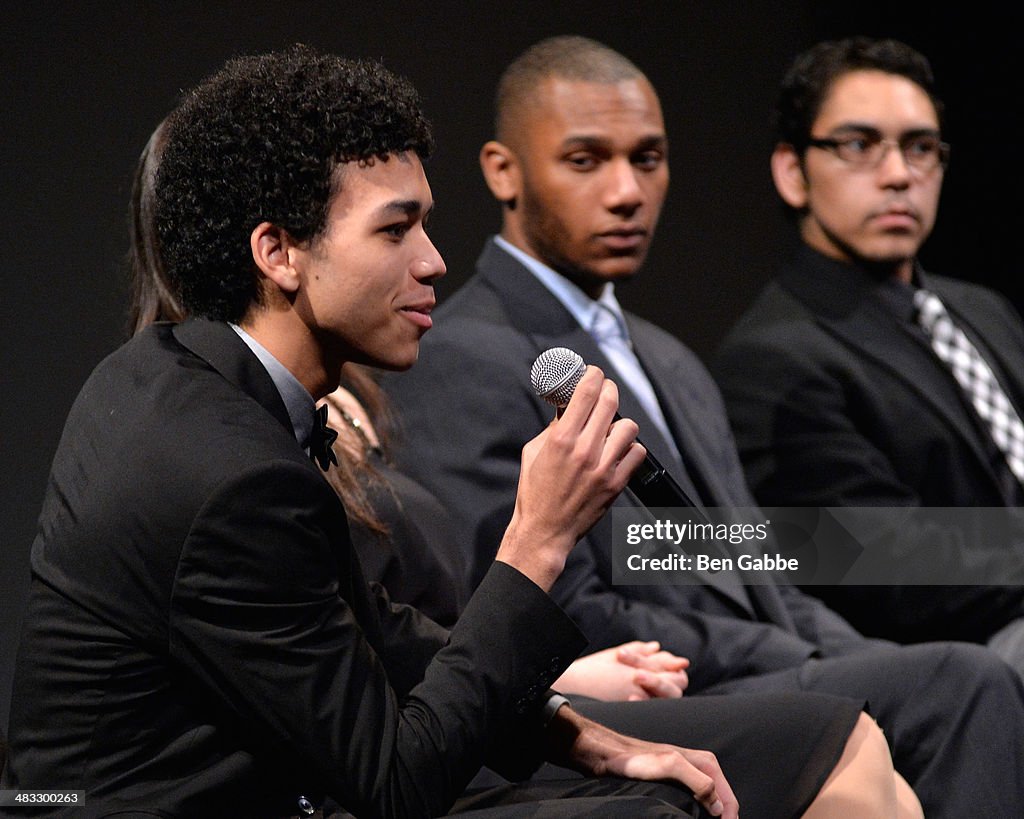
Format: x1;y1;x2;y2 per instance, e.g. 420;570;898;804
169;458;586;818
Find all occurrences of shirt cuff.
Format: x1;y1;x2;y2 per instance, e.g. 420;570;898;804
541;692;571;727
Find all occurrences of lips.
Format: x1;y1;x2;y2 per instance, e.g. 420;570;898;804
399;299;435;330
871;208;919;230
870;199;920;221
597;226;648;251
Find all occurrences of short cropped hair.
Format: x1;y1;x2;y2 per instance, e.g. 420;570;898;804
774;36;945;154
156;44;433;323
495;35;645;142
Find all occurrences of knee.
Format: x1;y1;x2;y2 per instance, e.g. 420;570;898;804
849;712;894;774
803;713;898;818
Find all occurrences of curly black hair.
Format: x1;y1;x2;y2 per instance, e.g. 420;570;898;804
774;37;944;155
155;44;434;323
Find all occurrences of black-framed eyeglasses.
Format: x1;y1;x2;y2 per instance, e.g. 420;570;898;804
806;130;950;172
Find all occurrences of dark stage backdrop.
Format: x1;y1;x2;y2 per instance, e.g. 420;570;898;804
1;1;1018;732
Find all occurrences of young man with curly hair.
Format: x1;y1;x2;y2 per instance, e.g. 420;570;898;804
1;45;748;818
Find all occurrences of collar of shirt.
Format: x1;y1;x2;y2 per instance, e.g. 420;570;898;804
492;235;629;335
230;323;316;447
874;265;925;325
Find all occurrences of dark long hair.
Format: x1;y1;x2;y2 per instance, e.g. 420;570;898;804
128;119;184;335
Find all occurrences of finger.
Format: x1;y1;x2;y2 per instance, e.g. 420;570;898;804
616;641;660;667
649;652;690;671
610;440;647;488
687;751;738;819
574;378;623;456
618;640;660;658
686;768;723;818
635;671;683;699
555;366;605;433
592;417;642;491
595;414;641;465
637;753;721;816
617;747;736;819
651;669;689;692
623;649;690;672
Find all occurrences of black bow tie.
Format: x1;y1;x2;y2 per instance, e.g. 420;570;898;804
308;404;339;471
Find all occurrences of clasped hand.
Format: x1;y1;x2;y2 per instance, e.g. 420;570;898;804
554;641;690;701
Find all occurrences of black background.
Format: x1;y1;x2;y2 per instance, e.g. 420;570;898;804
2;1;1019;731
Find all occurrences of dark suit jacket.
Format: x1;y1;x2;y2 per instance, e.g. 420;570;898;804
383;239;871;693
712;245;1024;643
2;319;585;818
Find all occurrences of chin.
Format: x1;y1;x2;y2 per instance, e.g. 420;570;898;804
377;351;420;372
596;262;643;282
862;242;921;266
349;344;418;373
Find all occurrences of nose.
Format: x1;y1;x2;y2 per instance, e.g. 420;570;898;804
604;158;644;214
876;141;912;187
415;233;446;282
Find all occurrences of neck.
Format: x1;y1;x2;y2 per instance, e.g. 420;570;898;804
240;310;339;399
800;238;917;287
498;227;606;300
891;258;915;285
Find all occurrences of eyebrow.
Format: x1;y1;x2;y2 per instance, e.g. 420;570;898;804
826;123;942;138
376;199;433;219
560;134;667;151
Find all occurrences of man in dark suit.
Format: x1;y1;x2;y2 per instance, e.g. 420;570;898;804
383;35;1024;817
1;45;746;818
711;38;1024;665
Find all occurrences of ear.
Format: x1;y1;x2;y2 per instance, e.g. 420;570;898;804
479;140;520;204
250;221;301;295
771;143;809;210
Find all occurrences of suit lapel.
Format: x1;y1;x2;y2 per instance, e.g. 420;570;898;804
930;276;1024;413
172;318;295;437
628;321;741;507
626;318;765;610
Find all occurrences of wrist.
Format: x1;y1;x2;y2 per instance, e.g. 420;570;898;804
545;706;627;777
496;515;570;591
544;704;589;770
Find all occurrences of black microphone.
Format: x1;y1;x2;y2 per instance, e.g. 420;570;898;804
530;346;707;514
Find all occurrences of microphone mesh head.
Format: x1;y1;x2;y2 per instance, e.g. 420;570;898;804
531;347;586;408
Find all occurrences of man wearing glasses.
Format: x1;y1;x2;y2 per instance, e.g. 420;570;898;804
713;37;1024;674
